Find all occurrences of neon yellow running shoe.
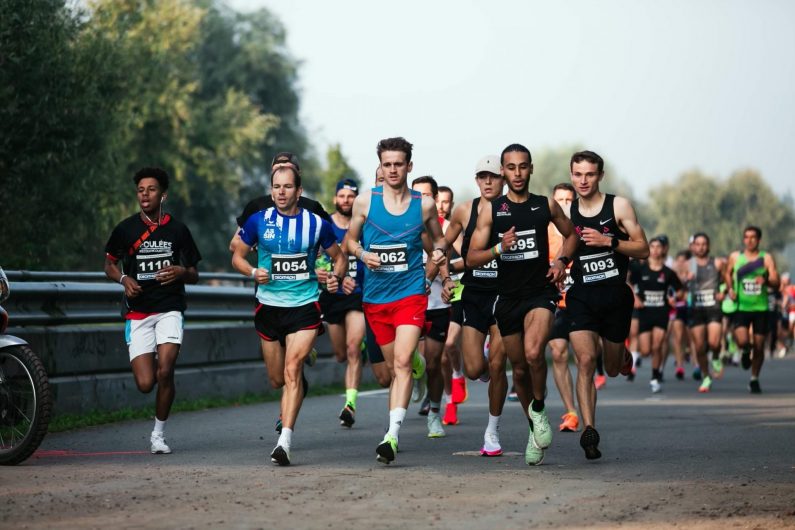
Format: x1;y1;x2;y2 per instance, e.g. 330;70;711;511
376;434;398;464
411;349;426;380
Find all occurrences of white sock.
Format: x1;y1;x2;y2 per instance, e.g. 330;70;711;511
387;408;407;439
486;414;500;435
278;427;293;449
631;351;640;365
452;370;464;379
153;418;166;434
444;391;453;405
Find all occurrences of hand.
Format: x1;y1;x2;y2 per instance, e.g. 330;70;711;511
546;260;566;284
361;250;381;270
633;296;643;309
316;268;329;284
441;278;455;303
156;265;184;286
326;274;339;292
715;290;725;302
501;227;517;250
728;288;737;301
121;275;143;298
755;276;766;285
252;268;269;285
431;248;446;266
581;227;611;247
341;276;356;295
667;295;677;308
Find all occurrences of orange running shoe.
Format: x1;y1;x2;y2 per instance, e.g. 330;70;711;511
594;374;607;390
559;411;579;432
451;376;468;404
442;402;459;425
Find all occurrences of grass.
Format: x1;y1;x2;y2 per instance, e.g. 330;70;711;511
48;382;383;433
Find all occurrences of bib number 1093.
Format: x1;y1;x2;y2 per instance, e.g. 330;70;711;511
580;251;619;283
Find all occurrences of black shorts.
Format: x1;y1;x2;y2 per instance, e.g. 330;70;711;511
550;308;572;341
450;300;464;326
674;305;689;322
494;286;559;337
461;289;497;334
319;292;363;325
638;308;670;333
732;311;769;335
567;283;634;343
689;306;722;327
424;308;451;343
365;320;384;364
255;301;323;346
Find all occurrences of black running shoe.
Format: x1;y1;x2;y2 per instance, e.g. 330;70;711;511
418;395;431;416
741;349;752;370
376;435;397;464
748;379;761;394
270;445;291;466
339;405;355;428
580;425;602;460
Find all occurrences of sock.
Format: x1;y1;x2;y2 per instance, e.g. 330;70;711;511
652;368;662;380
153;418;166;434
345;388;358;409
444;391;453;405
486;414;500;435
750;376;758;382
531;398;545;412
430;401;440;413
278;427;293;449
631;351;640;366
387;407;406;439
452;369;464;379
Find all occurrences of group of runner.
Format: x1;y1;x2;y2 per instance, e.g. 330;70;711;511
103;139;785;467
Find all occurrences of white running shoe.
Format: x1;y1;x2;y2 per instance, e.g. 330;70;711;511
427;413;446;438
150;431;171;454
527;403;553;449
650;378;662;393
480;430;502;456
411;375;427;403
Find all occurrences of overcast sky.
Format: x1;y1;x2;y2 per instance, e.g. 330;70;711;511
230;0;794;201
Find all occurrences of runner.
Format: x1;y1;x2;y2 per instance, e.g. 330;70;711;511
444;155;508;454
466;145;577;465
630;236;683;394
316;178;366;428
686;232;726;393
104;167;202;454
724;225;780;393
670;250;693;380
345;137;449;464
546;183;580;432
566;150;649;460
232;165;347;465
437;186;454;221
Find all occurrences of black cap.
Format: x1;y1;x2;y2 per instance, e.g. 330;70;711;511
271;152;300;172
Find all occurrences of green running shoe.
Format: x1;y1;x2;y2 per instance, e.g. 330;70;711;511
711;358;724;379
698;375;712;393
528;402;553;449
305;348;318;367
376;434;398;464
525;427;544;466
411;349;426;379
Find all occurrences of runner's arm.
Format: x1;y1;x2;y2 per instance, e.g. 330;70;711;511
422;195;448;265
764;253;780;290
104;255;143;298
547;198;577;282
724;252;738;299
465;200;499;268
612;196;650;259
231;240;268;284
323;242;349;293
346;192;380;270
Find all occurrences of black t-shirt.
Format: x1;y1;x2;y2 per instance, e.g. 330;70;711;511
236;196;331;227
630;262;682;311
461;198;499;292
105;213;202;314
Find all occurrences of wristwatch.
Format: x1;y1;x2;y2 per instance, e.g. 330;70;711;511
610;237;619;250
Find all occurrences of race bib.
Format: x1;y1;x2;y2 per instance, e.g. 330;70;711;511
271;253;309;281
473;258;498;278
347;255;359;277
643;290;665;308
561;268;574;293
500;229;538;262
693;289;716;307
580;251;619;283
741;278;762;296
135;251;173;281
371;243;408;272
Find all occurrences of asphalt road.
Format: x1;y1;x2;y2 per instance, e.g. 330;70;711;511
2;355;794;529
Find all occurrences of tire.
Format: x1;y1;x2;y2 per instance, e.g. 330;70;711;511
0;345;52;465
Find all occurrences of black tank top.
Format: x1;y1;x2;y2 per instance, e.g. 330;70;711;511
461;198;499;292
570;194;629;286
489;194;551;298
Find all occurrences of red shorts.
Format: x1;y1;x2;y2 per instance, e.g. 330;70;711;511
363;294;427;346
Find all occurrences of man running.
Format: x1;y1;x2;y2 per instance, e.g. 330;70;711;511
466;145;577;466
444;154;509;455
567;150;649;460
686;232;726;392
232;166;347;465
104;167;201;454
316;179;366;427
725;225;780;393
437;186;454;221
346;137;448;464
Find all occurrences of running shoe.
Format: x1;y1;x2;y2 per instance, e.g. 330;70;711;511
748;379;761;394
711;358;724;379
627;365;636;382
150;431;171;454
698;375;712;393
507;387;519;402
524;428;544;466
305;348;318;367
675;366;685;380
275;415;282;434
692;367;702;381
339;405;355;428
411;349;426;379
442;402;459;425
731;351;741;366
451;375;468;404
478;368;491;383
580;425;602;460
559;411;580;432
650;378;662;393
270;444;290;466
594;374;607;390
741;348;752;370
411;376;427;403
418;395;431;416
528;402;552;449
480;431;503;457
427;413;446;438
376;434;398;464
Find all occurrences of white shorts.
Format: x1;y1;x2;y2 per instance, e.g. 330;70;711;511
125;311;184;361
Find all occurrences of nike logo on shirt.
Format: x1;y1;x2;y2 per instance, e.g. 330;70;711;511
531;207;540;211
599;218;612;225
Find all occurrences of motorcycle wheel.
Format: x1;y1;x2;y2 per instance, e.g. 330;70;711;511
0;345;51;465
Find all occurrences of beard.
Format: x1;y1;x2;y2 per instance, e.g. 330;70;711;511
335;203;352;217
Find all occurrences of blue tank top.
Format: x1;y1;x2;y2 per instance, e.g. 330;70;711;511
362;187;426;304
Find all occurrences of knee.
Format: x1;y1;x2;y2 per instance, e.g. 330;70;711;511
346;342;362;363
512;363;527;380
268;374;284;389
551;347;568;364
135;376;156;394
525;344;544;364
156;366;174;386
